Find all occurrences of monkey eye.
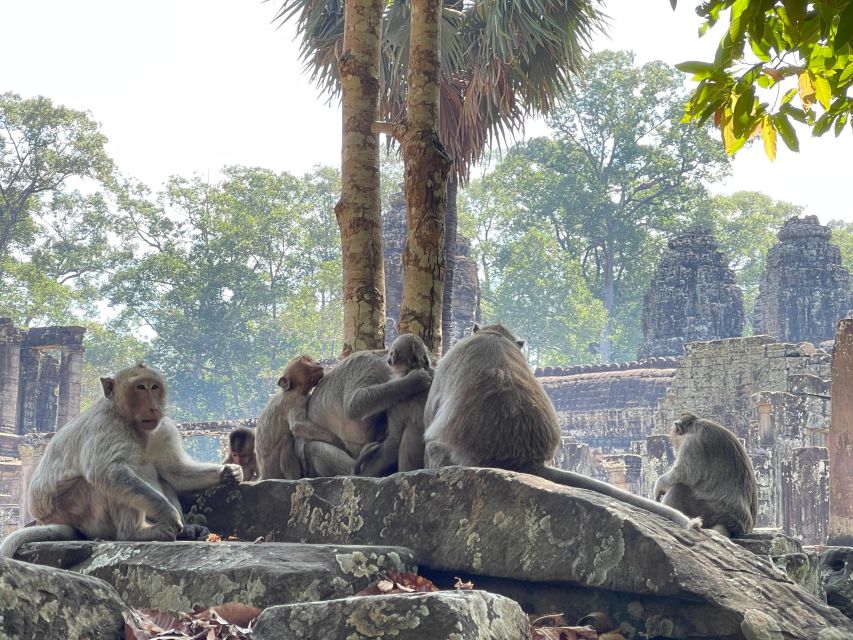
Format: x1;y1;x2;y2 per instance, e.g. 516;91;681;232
136;384;146;390
151;384;160;390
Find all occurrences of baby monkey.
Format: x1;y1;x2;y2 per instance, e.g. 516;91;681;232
223;427;259;482
653;412;758;537
356;333;433;476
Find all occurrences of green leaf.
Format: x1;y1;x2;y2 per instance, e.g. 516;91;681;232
675;60;718;79
772;112;800;151
814;75;832;110
839;61;853;85
813;112;834;136
835;112;849;137
761;116;777;160
835;1;853;50
733;88;755;137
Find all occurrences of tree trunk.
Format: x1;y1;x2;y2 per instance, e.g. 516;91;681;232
397;0;452;354
335;0;386;357
441;171;458;354
599;241;615;362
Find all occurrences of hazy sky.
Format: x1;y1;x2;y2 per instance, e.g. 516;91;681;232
5;0;852;222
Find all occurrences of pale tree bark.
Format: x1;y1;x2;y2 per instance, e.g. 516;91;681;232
397;0;453;354
441;171;458;354
336;0;386;356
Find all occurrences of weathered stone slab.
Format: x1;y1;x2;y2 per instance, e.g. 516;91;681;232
251;590;530;640
0;556;126;640
820;546;853;620
14;541;416;614
189;468;853;639
733;530;825;599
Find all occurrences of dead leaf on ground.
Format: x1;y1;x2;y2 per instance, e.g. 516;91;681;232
205;533;222;542
122;602;262;640
453;576;474;590
357;571;438;596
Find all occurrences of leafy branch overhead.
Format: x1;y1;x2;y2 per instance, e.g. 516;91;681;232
669;0;853;158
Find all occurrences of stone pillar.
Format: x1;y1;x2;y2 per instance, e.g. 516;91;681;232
782;447;829;545
553;438;592;476
756;400;775;446
829;318;853;544
56;345;85;429
17;434;52;527
638;227;744;358
0;319;24;436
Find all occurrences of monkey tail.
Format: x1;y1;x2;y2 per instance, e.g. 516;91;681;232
538;466;703;530
0;524;81;558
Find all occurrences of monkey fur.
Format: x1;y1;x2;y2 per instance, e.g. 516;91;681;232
0;363;242;558
287;349;432;460
255;355;355;479
653;412;758;536
222;427;259;482
423;324;702;530
355;334;433;476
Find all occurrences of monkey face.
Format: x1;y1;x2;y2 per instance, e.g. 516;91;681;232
125;376;166;430
231;453;253;466
279;355;325;394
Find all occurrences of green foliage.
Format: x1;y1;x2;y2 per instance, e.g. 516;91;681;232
828;219;853;272
670;0;853;157
470;51;728;361
0;93;116;324
105;166;344;420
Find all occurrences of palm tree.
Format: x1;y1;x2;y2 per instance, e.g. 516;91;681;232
272;0;605;352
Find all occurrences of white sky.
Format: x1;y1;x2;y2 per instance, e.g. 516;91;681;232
4;0;852;222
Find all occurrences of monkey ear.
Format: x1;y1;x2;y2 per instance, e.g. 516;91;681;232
278;376;292;391
473;323;481;333
516;340;525;349
100;377;115;398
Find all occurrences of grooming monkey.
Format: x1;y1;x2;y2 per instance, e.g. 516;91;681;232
286;349;432;460
254;355;355;479
423;324;701;529
0;363;242;558
222;427;259;482
356;334;433;476
653;412;758;536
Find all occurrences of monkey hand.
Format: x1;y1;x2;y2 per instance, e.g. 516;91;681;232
652;480;666;502
403;368;433;393
221;463;244;485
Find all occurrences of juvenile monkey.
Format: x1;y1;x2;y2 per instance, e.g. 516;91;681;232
223;427;259;482
0;363;241;558
423;324;701;529
287;349;432;460
356;334;433;476
255;356;355;479
653;412;758;536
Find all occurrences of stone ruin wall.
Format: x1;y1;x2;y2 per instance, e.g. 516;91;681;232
545;335;833;544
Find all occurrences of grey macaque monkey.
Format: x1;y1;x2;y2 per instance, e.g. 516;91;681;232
423;323;701;529
654;412;758;536
356;334;433;476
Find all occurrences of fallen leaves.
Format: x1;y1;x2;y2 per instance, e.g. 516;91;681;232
357;571;439;596
123;603;262;640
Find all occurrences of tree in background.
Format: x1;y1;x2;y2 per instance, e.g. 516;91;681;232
0;93;116;324
481;51;728;361
273;0;605;352
669;0;853;157
105;166;344;419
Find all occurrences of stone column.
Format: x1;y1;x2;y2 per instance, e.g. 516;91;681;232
829;318;853;544
56;344;85;429
17;435;51;527
0;319;24;436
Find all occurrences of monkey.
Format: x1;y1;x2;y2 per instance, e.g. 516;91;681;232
286;348;432;462
422;323;702;530
254;355;356;479
653;412;758;537
222;427;259;482
0;363;242;558
355;334;433;476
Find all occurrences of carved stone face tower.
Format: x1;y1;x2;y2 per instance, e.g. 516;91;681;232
753;215;852;346
639;226;744;358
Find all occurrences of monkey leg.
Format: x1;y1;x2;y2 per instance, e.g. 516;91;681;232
301;440;355;478
160;482;209;541
355;439;399;477
398;424;425;472
290;420;349;450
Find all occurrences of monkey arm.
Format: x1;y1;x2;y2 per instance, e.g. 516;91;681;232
150;419;224;491
652;464;691;501
344;369;432;421
290;419;350;449
87;462;178;520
